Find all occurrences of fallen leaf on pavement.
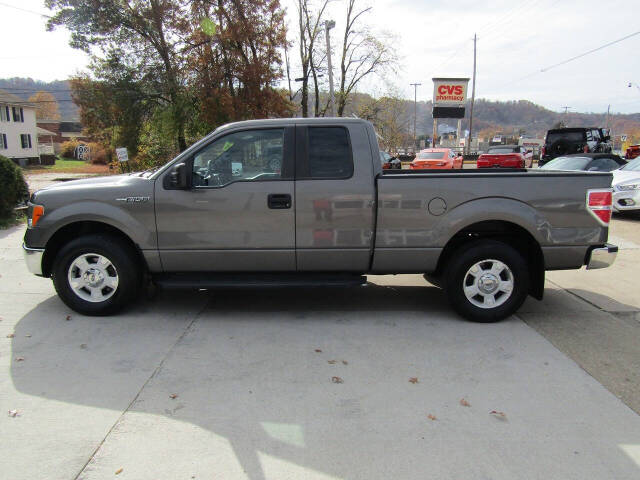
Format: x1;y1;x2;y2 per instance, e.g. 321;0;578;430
331;376;343;384
8;409;19;417
490;410;506;418
65;315;71;321
15;357;24;362
409;377;418;384
314;349;322;353
342;360;348;365
169;394;178;399
115;468;123;475
327;360;336;364
460;398;471;407
6;333;14;338
427;414;437;421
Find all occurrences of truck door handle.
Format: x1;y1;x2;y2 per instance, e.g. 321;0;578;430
268;193;292;209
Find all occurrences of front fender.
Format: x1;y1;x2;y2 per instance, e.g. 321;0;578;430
26;200;157;250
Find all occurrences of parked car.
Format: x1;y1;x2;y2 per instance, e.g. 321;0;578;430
612;157;640;213
540;127;612;166
539;153;626;172
477;145;533;168
380;151;400;170
23;118;617;322
410;148;463;169
625;144;640;160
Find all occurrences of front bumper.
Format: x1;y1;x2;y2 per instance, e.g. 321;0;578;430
586;243;618;270
23;243;45;276
613;189;640;212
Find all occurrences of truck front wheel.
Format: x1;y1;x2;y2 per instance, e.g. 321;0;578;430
444;239;529;322
52;234;142;316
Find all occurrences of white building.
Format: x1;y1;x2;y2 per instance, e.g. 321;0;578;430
0;89;39;164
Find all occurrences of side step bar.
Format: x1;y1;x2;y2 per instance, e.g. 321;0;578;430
153;272;368;289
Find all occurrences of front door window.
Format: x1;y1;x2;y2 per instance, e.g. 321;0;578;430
192;128;284;187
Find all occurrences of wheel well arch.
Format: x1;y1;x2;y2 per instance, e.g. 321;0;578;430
435;220;545;300
42;221;147;277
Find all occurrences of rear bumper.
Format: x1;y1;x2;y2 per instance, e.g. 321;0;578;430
586;243;618;270
23;243;45;276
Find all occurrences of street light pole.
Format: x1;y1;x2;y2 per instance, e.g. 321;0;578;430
325;20;336;117
466;33;477;155
410;83;421;152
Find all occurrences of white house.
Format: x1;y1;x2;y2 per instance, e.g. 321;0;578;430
0;89;39;164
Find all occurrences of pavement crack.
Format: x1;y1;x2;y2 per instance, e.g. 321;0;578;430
546;278;611;313
72;297;211;480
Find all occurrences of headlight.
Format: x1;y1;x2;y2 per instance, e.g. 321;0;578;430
617;183;640;191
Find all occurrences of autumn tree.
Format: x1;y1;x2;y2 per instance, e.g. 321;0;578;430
46;0;190;151
186;0;294;130
336;0;396;116
357;93;411;152
28;91;61;120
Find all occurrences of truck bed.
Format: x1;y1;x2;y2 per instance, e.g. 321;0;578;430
372;170;612;273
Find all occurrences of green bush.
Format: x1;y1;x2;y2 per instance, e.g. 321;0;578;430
0;155;29;219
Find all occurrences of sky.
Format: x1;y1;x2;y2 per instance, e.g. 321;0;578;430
1;0;639;114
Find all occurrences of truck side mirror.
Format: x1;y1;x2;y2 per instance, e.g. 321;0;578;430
169;162;188;189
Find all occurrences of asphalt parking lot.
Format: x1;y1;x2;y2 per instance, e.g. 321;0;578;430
1;212;640;479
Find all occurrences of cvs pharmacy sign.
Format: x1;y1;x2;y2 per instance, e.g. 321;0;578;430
432;78;469;106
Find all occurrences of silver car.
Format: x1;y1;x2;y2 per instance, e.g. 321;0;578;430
612;157;640;212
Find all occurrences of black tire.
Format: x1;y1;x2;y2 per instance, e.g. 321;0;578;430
52;234;142;316
444;239;529;322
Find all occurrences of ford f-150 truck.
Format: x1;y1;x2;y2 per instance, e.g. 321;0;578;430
23;118;618;322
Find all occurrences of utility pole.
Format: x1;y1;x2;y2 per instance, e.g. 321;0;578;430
410;82;421;152
467;33;477;155
605;104;611;129
325;20;336;117
561;106;571;125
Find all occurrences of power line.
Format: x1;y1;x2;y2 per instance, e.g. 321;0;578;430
540;30;640;73
0;1;52;18
495;29;640;91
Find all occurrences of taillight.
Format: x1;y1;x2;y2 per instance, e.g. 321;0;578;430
541;145;546;157
587;189;612;225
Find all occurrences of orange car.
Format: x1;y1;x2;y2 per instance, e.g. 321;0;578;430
410;148;463;169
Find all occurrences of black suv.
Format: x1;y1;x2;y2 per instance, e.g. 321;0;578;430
540;127;612;166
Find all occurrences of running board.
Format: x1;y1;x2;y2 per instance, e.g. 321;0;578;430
153;272;368;289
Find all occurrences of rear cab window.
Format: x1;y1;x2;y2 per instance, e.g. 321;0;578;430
305;127;353;179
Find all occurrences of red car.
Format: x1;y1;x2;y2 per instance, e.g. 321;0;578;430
477;145;533;168
625;144;640;160
410;148;463;169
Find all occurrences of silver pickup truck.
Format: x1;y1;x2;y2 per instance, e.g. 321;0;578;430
23;118;617;321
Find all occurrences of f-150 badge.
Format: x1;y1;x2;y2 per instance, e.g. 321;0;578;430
115;196;150;203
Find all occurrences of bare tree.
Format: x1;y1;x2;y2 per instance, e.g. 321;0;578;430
337;0;396;116
296;0;329;117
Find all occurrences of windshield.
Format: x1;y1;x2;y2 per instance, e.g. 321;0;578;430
416;152;445;159
540;156;591;170
620;157;640;171
546;131;584;143
487;147;517;154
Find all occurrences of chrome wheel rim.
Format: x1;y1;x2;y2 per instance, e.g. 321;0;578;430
463;259;514;309
67;253;119;303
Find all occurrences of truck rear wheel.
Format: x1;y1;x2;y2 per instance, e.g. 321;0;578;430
444;239;529;322
52;234;141;316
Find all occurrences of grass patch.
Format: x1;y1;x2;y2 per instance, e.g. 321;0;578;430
25;157;110;175
0;210;26;230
